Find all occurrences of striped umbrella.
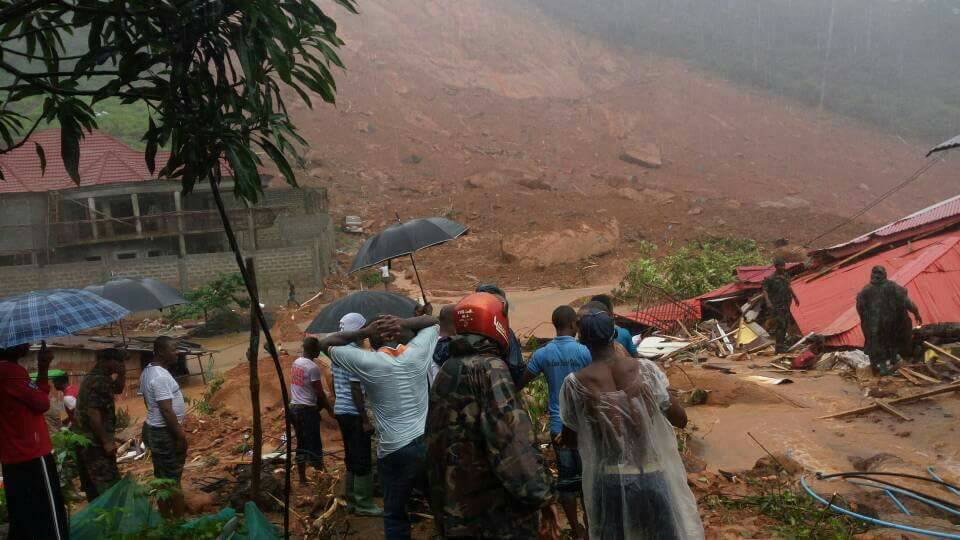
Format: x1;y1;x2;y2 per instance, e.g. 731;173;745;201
0;289;129;348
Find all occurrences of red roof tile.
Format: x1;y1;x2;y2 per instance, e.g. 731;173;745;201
815;195;960;259
0;129;171;194
793;233;960;347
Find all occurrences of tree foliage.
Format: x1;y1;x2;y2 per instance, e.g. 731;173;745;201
0;0;356;202
616;237;766;300
169;272;248;321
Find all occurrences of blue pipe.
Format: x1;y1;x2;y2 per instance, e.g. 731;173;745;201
928;467;960;497
844;479;960;519
884;489;912;516
800;476;960;539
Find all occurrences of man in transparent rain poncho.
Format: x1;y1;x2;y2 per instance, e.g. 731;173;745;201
559;307;704;539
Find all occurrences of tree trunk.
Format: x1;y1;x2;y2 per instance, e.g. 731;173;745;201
246;257;263;502
209;172;293;537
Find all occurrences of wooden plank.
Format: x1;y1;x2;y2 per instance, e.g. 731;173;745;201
897;367;925;386
900;366;940;384
805;242;882;284
748;341;774;354
874;400;914;421
923;342;960;370
818;383;960;420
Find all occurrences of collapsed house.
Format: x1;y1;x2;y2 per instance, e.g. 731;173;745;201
621;194;960;359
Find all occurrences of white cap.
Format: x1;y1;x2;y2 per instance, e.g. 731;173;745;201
339;312;367;332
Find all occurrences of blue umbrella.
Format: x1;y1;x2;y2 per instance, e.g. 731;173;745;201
0;289;130;348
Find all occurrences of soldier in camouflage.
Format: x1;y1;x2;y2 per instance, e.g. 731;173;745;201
74;348;126;502
426;293;552;539
762;257;800;353
856;265;923;375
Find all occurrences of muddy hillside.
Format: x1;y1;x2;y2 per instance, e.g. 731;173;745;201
272;0;960;292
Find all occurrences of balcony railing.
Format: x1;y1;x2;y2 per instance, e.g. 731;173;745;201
48;207;279;247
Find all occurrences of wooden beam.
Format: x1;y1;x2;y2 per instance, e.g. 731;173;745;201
805;242;882;284
818;383;960;420
897;367;924;386
874;400;913;421
899;366;940;384
923;341;960;370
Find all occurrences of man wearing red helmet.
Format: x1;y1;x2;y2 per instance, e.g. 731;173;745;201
426;292;552;539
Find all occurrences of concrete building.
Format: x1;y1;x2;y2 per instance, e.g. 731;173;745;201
0;129;334;303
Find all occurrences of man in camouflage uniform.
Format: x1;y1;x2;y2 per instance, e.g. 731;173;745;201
426;293;552;539
856;265;923;375
74;348;126;501
762;257;800;353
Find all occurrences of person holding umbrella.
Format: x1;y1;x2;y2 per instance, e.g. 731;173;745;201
0;343;69;540
0;288;128;540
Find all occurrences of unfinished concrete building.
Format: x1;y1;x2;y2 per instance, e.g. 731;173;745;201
0;129;334;303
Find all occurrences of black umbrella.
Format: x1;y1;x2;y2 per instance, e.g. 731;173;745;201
305;291;418;334
349;217;468;302
927;134;960;156
85;277;188;313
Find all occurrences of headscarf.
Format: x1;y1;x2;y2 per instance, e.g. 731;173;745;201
339;312;367;333
870;265;888;286
578;309;617;347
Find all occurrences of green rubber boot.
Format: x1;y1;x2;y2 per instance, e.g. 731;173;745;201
352;473;383;517
342;471;356;512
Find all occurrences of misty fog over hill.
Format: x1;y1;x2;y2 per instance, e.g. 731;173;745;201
531;0;960;142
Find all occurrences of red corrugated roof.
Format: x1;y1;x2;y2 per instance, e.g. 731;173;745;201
735;263;801;284
815;195;960;259
0;129;172;194
792;233;960;347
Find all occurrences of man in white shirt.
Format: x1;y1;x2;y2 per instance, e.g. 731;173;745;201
290;337;334;483
140;336;187;517
320;314;439;540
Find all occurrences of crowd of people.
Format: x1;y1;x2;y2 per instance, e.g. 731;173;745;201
0;336;191;538
289;288;705;539
0;287;705;539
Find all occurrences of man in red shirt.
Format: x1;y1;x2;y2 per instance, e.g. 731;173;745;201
0;343;69;540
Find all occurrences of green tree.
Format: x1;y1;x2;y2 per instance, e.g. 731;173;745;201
170;272;249;321
0;1;356;532
616;237;766;300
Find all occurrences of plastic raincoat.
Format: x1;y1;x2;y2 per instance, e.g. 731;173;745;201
559;359;703;539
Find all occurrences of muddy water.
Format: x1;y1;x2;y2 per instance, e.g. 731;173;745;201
682;366;960;481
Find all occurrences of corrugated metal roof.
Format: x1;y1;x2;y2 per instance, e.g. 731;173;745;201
792;233;960;347
735;263;801;284
0;129;172;194
818;195;960;257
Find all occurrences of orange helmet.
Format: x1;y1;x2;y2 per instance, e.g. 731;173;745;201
454;292;510;353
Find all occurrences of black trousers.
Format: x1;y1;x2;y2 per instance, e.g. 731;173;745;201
3;453;69;540
336;414;372;475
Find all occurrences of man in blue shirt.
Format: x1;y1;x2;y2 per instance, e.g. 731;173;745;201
591;294;638;357
519;305;591;539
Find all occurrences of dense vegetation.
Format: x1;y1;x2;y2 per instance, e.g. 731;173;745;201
531;0;960;142
615;237;766;301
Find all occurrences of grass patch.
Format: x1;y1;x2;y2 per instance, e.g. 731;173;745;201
703;481;869;539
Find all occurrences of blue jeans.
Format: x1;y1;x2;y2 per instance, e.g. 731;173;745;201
377;436;426;539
